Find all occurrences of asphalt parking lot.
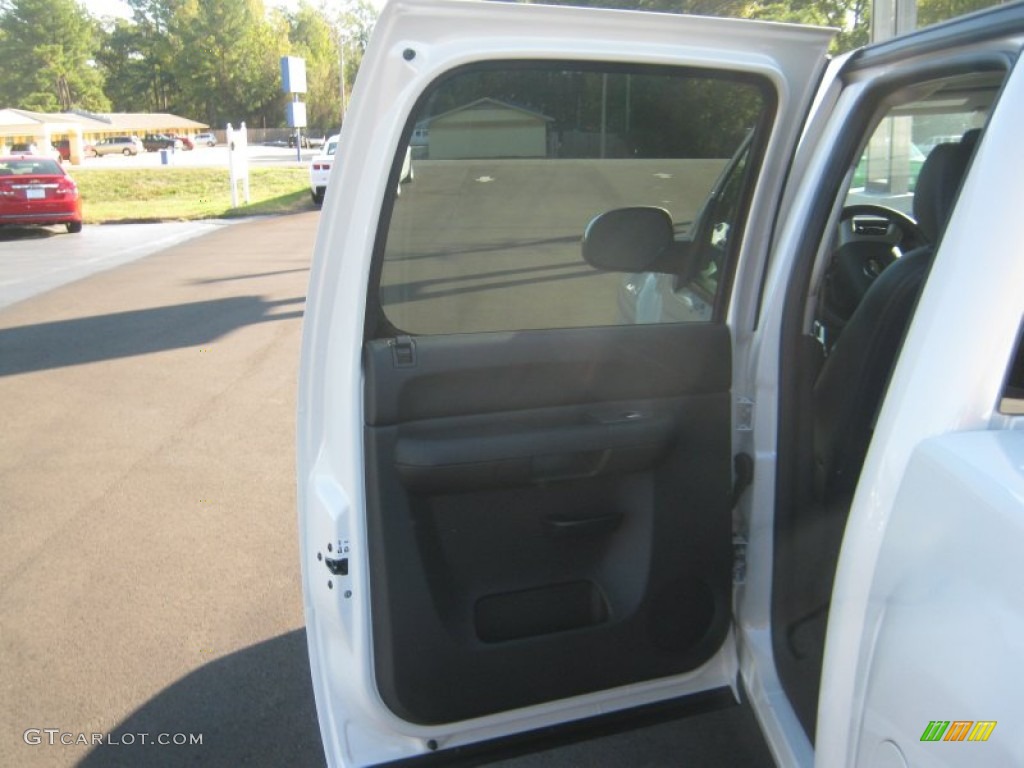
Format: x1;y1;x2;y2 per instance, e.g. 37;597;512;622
0;219;238;310
0;212;322;768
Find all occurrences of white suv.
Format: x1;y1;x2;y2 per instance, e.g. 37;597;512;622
300;2;1024;766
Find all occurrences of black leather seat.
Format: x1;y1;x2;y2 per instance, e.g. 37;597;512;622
812;130;979;501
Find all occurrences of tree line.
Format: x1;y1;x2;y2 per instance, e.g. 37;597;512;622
0;0;375;134
527;0;1007;52
0;0;1003;132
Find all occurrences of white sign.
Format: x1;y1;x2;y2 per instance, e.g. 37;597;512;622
225;122;250;208
281;56;307;94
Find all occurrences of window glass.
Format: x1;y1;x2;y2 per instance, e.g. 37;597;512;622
821;73;996;350
378;65;770;335
845;84;988;216
0;158;62;175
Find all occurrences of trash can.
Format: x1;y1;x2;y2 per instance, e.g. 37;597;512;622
160;148;170;165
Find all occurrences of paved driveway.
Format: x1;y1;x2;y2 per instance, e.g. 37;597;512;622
0;212;324;767
0;220;238;310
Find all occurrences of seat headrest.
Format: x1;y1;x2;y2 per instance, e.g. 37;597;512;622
913;130;979;243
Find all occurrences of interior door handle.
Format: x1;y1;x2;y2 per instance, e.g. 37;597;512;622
544;512;623;538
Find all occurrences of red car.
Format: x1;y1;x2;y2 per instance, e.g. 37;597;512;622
169;134;194;150
0;156;83;233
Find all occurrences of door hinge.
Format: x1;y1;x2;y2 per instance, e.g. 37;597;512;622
390;335;416;367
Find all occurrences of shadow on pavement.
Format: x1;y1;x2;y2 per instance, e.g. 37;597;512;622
0;295;304;377
0;225;62;241
78;629;325;768
190;267;310;286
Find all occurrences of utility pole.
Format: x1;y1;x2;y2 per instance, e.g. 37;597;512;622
871;0;917;42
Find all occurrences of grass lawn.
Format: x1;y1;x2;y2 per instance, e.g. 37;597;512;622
73;167;315;223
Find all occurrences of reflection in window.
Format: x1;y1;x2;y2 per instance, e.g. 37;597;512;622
379;65;769;335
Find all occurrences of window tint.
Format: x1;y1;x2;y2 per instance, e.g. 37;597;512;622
377;64;770;335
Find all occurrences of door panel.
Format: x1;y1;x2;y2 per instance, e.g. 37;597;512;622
363;323;733;724
299;0;834;762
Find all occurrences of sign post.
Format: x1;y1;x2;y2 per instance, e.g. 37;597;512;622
226;122;250;208
281;56;308;162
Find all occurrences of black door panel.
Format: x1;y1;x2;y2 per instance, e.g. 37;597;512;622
393;404;677;492
365;323;731;424
363;323;733;724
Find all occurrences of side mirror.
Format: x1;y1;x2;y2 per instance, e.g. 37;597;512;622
582;207;677;273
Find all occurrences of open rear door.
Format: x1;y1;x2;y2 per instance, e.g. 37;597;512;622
298;1;832;764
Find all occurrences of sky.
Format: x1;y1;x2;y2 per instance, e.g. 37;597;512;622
79;0;318;22
80;0;132;20
79;0;388;21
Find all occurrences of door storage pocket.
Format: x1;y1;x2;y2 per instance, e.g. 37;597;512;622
474;580;609;643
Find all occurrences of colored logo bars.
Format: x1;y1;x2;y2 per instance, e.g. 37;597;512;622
921;721;997;742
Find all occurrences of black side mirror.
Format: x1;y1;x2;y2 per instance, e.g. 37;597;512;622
582;207;677;273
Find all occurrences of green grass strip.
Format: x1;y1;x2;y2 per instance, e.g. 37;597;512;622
72;167;315;223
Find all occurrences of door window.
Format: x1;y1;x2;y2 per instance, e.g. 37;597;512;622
376;64;772;335
846;94;987;217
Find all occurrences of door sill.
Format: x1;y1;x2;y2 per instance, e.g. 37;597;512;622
376;688;741;767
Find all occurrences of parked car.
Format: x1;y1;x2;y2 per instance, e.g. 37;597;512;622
308;135;339;205
193;132;217;147
300;2;1024;767
141;134;183;152
290;132;325;149
310;137;410;206
52;139;96;162
52;140;71;161
90;136;143;156
8;143;62;162
168;134;194;150
0;156;83;233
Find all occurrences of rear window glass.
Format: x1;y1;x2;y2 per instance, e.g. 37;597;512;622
0;159;62;175
375;63;772;336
